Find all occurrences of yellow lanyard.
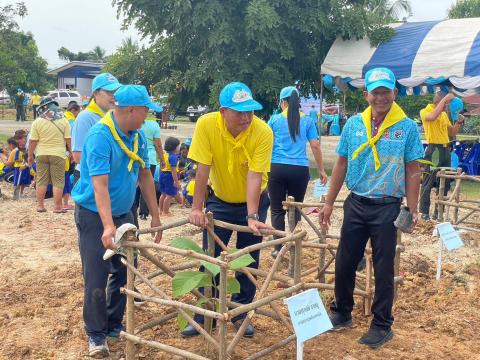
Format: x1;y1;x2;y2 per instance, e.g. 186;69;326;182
351;102;407;171
99;111;145;172
217;115;253;174
85;99;105;117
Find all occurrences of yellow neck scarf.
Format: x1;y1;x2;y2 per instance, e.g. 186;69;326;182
64;111;76;121
351;102;407;171
86;99;106;117
217;114;253;174
99;111;145;172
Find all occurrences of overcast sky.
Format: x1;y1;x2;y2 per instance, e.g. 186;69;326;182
11;0;457;69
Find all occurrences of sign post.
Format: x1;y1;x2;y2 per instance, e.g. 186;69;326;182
434;222;464;280
284;288;333;360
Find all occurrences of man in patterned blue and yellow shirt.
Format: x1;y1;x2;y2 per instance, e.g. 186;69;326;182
320;67;423;349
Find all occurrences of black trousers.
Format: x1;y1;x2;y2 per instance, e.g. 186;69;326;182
419;144;451;215
268;163;310;233
75;205;135;341
33;105;39;119
332;193;400;330
194;192;270;323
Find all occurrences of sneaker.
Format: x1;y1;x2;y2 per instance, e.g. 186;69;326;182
233;319;255;338
107;326;123;340
421;214;430;221
358;326;394;349
329;312;353;331
88;337;109;358
181;324;200;337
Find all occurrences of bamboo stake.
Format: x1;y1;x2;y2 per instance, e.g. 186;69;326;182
454;209;476;225
204;212;215;336
218;252;228;360
454;225;480;233
316;255;335;279
287;196;296;278
120;258;220;350
282;200;345;207
135;311;177;334
138;260;199;284
293;231;303;285
125;235;136;360
319;195;327;283
298;207;336;259
226;245;294;355
364;240;373;316
121;332;211;360
394;230;402;300
242;267;293;285
227;301;283;321
136;217;190;235
245;335;296;360
436;174;480;182
123;240;227;268
435;200;480;213
206;227;294;331
122;288;224;320
437;170;446;222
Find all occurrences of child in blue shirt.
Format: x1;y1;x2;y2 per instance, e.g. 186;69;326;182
159;137;181;216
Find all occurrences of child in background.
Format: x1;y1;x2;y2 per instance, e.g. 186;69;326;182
62;154;74;210
182;168;196;208
159;137;182;216
7;132;31;199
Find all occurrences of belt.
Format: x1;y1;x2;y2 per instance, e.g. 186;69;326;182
350;192;402;205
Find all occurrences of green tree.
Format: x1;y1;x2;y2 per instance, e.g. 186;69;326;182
0;2;50;96
57;46;107;62
448;0;480;18
112;0;402;114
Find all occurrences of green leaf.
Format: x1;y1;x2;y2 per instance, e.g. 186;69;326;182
228;253;256;270
227;277;241;294
172;271;210;297
201;260;221;277
177;312;190;331
170;237;204;254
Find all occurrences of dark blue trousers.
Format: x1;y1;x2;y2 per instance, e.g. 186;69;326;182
75;205;134;341
195;192;270;323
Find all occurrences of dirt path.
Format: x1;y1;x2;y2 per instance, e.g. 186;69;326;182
0;182;479;359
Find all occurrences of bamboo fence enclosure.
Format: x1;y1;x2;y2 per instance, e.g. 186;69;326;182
435;169;480;234
119;196;405;359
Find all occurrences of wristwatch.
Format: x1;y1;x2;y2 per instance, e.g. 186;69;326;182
246;213;259;221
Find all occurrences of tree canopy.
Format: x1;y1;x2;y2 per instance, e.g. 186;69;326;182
448;0;480;19
57;45;107;62
0;2;50;96
111;0;406;113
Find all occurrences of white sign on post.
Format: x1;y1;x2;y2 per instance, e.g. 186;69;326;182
434;222;464;280
284;288;332;360
313;180;329;198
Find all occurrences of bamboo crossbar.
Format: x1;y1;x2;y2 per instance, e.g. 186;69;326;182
227;283;303;319
136;217;190;234
282;200;345;207
455;225;480;233
436;174;480;182
135;311;177;334
121;332;211;360
226;231;307;261
123;240;227;268
122;288;225;320
303;283;368;297
137;260;200;284
212;219;287;237
435;200;480;212
228;301;283;321
245;335;296;360
243;267;294;285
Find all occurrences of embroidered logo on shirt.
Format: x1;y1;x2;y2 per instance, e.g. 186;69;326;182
368;70;391;82
394;130;404;139
232;90;253;103
383;130;390;138
356;131;364;137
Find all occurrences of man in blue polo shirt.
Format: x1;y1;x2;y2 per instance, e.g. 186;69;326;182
320;67;423;349
72;84;162;358
72;73;122;184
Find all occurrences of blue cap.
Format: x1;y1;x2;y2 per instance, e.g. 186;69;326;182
219;82;262;112
449;97;463;121
114;85;163;112
183;137;192;146
364;67;396;92
279;86;299;100
92;73;122;92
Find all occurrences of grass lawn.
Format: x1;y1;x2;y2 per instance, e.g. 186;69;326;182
0;133;9;145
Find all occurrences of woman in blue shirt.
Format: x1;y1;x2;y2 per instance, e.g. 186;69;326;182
268;86;328;257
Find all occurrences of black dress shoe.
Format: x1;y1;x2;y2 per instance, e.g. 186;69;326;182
329;311;352;331
233;319;255;338
358;326;394;348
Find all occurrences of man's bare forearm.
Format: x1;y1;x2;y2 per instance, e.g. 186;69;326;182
139;169;160;219
192;163;210;211
405;161;421;213
92;175;114;230
246;171;262;215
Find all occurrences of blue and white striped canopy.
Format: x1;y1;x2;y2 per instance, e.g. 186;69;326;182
321;18;480;91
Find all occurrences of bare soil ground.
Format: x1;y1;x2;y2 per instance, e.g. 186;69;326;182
0;181;479;360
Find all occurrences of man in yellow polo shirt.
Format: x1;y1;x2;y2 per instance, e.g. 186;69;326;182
419;91;464;220
183;82;273;338
31;90;41;119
